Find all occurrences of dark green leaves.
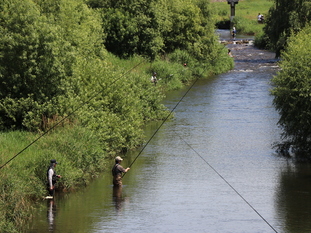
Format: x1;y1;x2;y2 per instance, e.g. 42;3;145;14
272;25;311;155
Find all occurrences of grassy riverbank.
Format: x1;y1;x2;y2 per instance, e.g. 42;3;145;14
0;54;233;233
0;128;108;232
0;0;236;231
212;0;273;35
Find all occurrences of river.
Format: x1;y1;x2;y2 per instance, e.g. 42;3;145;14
27;33;311;233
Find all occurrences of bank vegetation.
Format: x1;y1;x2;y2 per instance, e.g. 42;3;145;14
0;0;233;231
255;0;311;158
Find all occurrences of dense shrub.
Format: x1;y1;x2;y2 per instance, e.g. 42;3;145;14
263;0;311;56
271;25;311;157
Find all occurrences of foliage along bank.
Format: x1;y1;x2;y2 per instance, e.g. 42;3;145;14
271;25;311;158
255;0;311;157
256;0;311;57
0;0;233;231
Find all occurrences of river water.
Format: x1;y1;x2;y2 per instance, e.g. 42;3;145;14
28;34;311;233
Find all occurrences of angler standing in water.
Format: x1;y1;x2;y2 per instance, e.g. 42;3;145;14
112;156;130;186
46;159;61;199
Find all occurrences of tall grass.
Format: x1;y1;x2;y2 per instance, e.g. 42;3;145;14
0;127;107;232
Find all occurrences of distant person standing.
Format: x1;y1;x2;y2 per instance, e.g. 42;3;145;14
46;159;61;199
150;72;157;86
112;156;130;186
232;26;236;40
228;49;233;57
260;14;264;23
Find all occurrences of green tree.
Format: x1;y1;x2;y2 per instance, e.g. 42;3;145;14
0;0;66;101
89;0;226;66
0;0;170;152
0;0;105;130
264;0;311;57
94;0;164;59
271;25;311;156
0;0;66;129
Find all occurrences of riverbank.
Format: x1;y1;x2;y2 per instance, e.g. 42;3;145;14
212;0;272;35
0;45;234;233
27;39;289;233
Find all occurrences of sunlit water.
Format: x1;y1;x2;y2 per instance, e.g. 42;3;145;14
28;36;311;233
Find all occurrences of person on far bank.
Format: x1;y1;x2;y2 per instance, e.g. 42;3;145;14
112;156;130;186
150;72;157;86
257;13;264;23
46;159;61;198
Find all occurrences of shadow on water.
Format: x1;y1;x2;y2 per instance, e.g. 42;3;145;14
112;185;124;212
276;162;311;233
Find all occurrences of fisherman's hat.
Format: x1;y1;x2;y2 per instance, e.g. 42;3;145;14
50;159;58;164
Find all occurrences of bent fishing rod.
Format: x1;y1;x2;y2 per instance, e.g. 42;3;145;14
119;73;279;233
122;77;200;177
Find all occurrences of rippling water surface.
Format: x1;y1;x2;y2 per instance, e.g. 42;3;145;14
28;35;311;233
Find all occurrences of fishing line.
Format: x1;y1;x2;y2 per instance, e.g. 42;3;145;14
122;77;200;177
0;60;145;170
117;67;279;232
178;136;279;233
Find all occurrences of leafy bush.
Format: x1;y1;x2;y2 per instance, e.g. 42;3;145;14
263;0;311;56
271;25;311;156
0;0;104;131
254;31;271;50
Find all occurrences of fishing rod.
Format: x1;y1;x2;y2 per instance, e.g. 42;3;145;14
119;69;279;232
122;76;200;177
122;63;211;175
0;60;145;170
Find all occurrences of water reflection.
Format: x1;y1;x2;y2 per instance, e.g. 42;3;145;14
112;185;123;212
47;199;56;232
276;162;311;233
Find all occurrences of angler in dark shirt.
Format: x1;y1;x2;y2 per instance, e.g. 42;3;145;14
46;159;61;198
112;156;130;186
